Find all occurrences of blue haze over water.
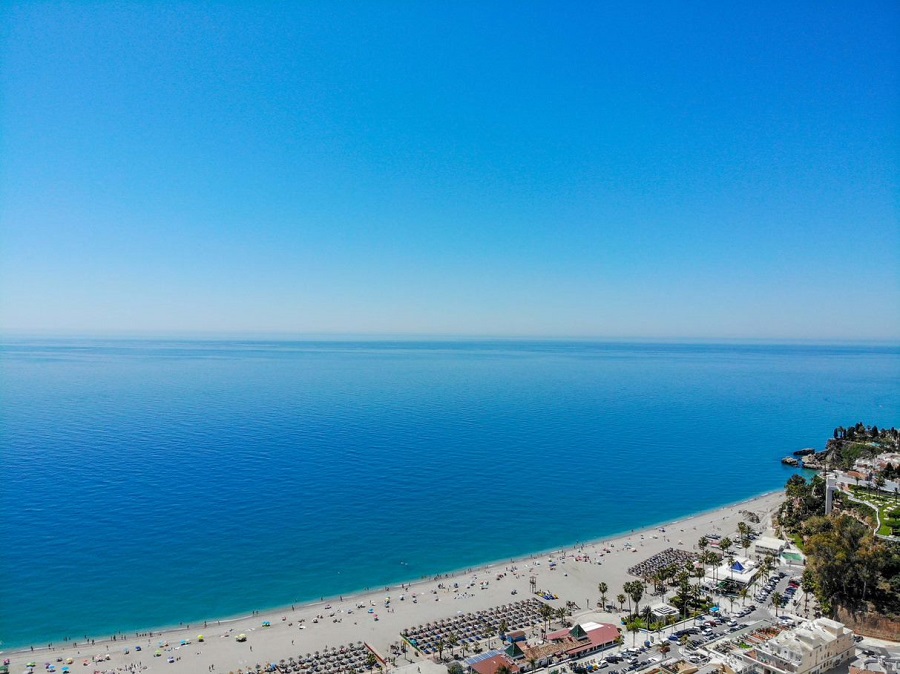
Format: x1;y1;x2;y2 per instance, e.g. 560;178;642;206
1;340;898;649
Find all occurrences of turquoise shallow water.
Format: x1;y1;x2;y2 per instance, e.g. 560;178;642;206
0;339;897;649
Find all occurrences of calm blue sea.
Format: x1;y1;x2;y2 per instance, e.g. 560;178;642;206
1;339;897;649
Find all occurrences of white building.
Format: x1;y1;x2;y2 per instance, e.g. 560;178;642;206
739;618;855;674
752;537;786;561
851;653;900;674
704;556;761;589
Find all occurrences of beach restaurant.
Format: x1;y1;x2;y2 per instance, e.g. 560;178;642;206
465;651;522;674
703;557;761;590
545;621;622;659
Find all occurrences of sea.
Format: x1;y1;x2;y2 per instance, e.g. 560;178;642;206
1;339;897;650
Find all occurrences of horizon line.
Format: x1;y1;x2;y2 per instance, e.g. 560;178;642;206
1;329;898;347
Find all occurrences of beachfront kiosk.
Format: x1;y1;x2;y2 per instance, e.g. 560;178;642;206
703;556;761;592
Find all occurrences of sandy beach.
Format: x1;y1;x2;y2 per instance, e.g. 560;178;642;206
3;491;784;674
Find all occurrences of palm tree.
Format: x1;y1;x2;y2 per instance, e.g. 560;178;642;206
539;603;554;633
739;588;749;606
696;536;709;591
698;536;709;555
495;666;513;674
738;522;751;556
555;606;568;627
674;571;692;621
447;633;459;659
436;636;445;661
801;568;815;615
484;626;496;649
626;581;645;619
498;619;508;639
771;592;783;617
658;642;671;658
598;582;609;609
720;537;736;589
652;571;666;596
693;564;705;596
527;656;538;674
703;550;720;586
719;537;733;560
625;617;641;647
761;554;775;584
617;594;627;612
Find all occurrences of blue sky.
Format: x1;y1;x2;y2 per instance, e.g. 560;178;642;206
1;1;897;339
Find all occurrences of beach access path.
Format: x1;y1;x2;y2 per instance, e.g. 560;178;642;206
3;492;784;674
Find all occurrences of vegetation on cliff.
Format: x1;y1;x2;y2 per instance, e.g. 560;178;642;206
778;475;900;620
822;422;899;470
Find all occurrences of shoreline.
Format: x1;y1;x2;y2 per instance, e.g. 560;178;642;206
2;489;784;662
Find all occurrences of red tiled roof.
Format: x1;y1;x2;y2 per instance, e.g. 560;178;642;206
471;655;520;674
546;623;620;656
586;624;620;647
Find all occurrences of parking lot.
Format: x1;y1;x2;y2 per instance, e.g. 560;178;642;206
566;566;808;674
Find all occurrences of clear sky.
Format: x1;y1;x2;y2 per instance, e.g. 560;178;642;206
1;1;898;340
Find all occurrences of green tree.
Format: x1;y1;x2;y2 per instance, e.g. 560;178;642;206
698;536;709;555
761;554;775;584
694;564;705;596
617;594;627;612
555;606;568;627
738;522;752;555
625;617;641;647
771;592;783;617
539;603;554;632
598;582;608;609
673;571;692;620
623;581;645;618
800;568;815;615
804;514;884;617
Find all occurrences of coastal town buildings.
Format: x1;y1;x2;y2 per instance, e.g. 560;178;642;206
752;538;786;562
464;620;624;674
737;618;855;674
545;621;621;659
850;651;900;674
640;657;737;674
467;652;522;674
